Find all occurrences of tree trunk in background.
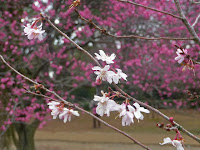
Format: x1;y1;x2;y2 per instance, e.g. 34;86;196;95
14;119;40;150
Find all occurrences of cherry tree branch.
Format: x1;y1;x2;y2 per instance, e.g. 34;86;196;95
174;0;200;44
118;0;183;19
42;18;200;143
114;87;200;143
192;13;200;27
0;55;151;150
41;16;101;67
75;9;194;41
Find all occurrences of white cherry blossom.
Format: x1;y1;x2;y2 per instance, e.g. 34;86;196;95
174;48;187;64
59;108;80;123
93;91;119;116
119;103;135;126
160;137;184;150
24;22;45;41
92;65;115;84
112;69;127;84
132;103;150;122
95;50;116;64
47;101;64;119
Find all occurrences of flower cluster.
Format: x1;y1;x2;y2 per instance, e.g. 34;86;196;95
157;117;185;150
24;19;45;41
47;101;79;123
93;91;150;126
92;50;127;85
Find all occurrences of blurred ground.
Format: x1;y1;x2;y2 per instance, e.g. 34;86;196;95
35;109;200;150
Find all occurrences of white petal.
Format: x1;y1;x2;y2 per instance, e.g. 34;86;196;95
173;140;184;150
160;137;172;145
133;103;140;109
72;111;80;116
63;114;68;123
93;95;101;101
139;107;150;113
178;57;184;64
122;114;128;126
110;53;116;60
113;75;119;84
103;65;110;71
68;115;72;121
127;105;135;112
38;34;43;41
92;66;101;70
99;50;106;57
95;53;102;60
119;72;127;80
134;110;142;119
27;33;34;40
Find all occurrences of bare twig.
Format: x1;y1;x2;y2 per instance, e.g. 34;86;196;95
174;0;200;44
75;9;194;41
192;13;200;27
41;15;101;67
0;55;38;85
118;0;182;19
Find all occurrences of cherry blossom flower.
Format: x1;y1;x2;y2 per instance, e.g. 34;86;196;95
93;91;119;117
119;103;135;126
47;101;60;110
24;21;45;41
112;69;127;84
160;137;184;150
132;103;150;122
174;48;187;64
92;65;115;84
174;47;195;73
95;50;116;64
59;108;80;123
47;101;64;119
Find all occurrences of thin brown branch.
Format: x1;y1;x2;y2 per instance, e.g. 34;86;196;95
25;90;151;150
0;55;151;150
42;18;200;143
192;13;200;27
174;0;200;45
113;84;200;143
41;15;101;67
0;55;38;85
75;9;194;41
118;0;182;19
